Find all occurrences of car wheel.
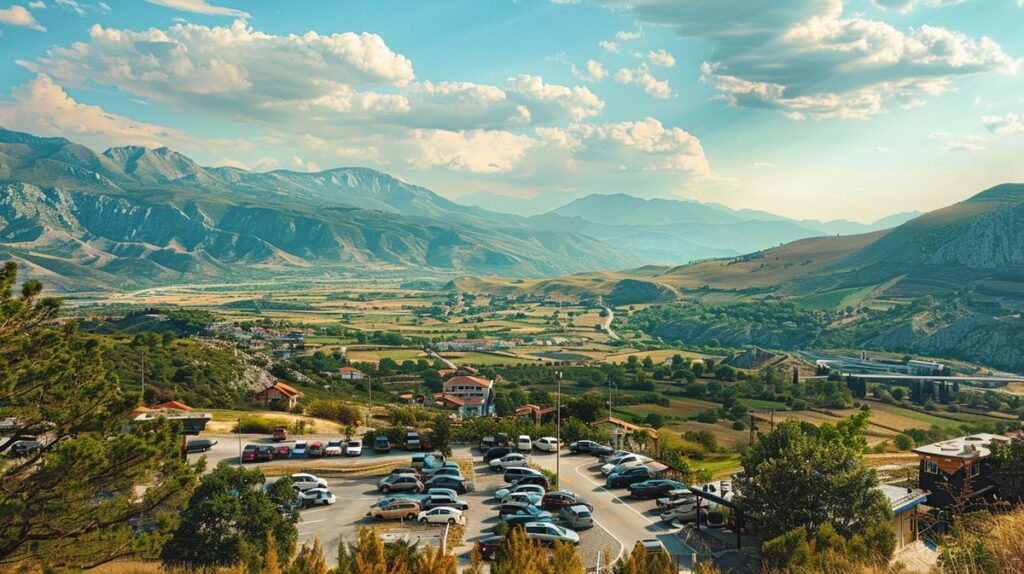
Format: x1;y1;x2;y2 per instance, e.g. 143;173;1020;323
406;513;416;520
381;486;390;493
447;518;456;524
418;518;427;524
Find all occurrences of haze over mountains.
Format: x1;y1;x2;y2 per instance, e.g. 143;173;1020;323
0;127;931;292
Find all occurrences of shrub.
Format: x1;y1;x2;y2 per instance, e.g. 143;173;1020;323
695;410;719;424
893;434;914;451
234;415;289;434
306;399;362;425
762;527;811;571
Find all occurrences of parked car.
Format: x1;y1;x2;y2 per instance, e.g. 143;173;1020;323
494;483;546;502
568;440;604;455
628;479;688;499
534;437;559;452
405;431;421;450
291;473;328;492
523;522;580;545
6;439;41;458
374;436;391;453
345;440;363;457
482;446;513;463
296;488;335;508
292;440;308;458
476;535;506;560
274;445;292;459
598;449;630;463
499;501;551;519
641;539;667;554
540;491;591;512
479;436;496;451
378;474;424;494
425;487;459;500
307;442;324;457
423;467;463;480
606;466;653;489
421;494;469;511
512;474;550;489
256;446;276;462
489;453;527;471
241;445;258;463
503;467;542;484
560;504;594;530
657;489;696;512
412;453;446;470
325;439;344;457
502;491;543;507
706;511;726;528
184;439;216;453
417;506;464;525
600;453;645;475
420;461;460;476
423;475;469;494
391;467;423;479
516;435;533;452
661;505;704;525
495;433;510;447
499;509;553;527
368;499;421;521
272;426;288;441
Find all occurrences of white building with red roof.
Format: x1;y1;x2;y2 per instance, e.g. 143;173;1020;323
437;375;494;418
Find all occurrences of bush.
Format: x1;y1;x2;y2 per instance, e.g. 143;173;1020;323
894;433;914;451
234;415;289;434
762;527;811;571
306;399;362;425
695;410;719;424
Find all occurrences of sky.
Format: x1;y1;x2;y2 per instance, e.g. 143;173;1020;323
0;0;1021;222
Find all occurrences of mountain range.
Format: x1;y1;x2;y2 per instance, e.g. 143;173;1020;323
0;129;639;291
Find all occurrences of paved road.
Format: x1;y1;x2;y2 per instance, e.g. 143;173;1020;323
530;451;694;567
601;306;620;341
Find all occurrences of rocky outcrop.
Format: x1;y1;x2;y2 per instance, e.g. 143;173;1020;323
929;203;1024;268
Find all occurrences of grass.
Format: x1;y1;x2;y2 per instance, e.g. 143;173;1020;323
346;349;427;363
796;284;878;311
693;453;742;480
738;398;790;410
438;351;538;365
205;409;343;434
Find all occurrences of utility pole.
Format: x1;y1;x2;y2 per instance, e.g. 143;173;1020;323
366;377;372;428
770;411;775;433
556;370;562;489
140;354;146;405
237;417;242;467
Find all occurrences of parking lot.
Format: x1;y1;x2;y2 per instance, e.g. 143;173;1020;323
187;435;696;569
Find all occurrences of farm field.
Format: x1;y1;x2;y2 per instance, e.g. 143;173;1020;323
437;351;539;365
667;421;750;449
346;348;428;363
602;349;719;365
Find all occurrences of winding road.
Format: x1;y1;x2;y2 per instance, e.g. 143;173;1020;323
601;305;620;341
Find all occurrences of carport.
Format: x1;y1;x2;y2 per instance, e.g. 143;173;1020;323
687;486;744;550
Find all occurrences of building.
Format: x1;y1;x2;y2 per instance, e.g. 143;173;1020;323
151;400;193;412
338;366;366;380
912;433;1011;507
436;375;494;418
255;381;305;410
878;484;929;551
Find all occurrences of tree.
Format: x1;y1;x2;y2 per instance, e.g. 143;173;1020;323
734;417;891;540
161;464;298;571
264;534;282;574
0;262;199;571
432;413;453;457
549;541;584;574
351;528;386;574
991;438;1024;502
290;536;328;574
492;527;548;574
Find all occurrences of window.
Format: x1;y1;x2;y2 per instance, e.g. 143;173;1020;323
923;461;939;474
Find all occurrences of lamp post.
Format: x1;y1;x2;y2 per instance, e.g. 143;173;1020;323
556;370;562;489
237;417;242;467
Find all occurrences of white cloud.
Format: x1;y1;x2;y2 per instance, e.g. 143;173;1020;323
405;129;537;174
615;64;672;99
753;161;777;168
143;0;249;18
0;5;45;30
874;146;891;152
585;59;606;81
0;75;188;148
615;27;642;41
599;40;620;53
982;113;1024;135
28;1;45;9
647;49;676;68
946;140;984;152
505;74;604;121
289;156;321;172
542;118;709;175
612;0;1019;120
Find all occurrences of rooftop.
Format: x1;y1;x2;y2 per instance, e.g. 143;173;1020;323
878;484;928;514
444;375;493;388
912;433;1010;459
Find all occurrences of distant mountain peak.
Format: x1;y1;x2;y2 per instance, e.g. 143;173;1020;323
102;145;202;181
0;127;70;146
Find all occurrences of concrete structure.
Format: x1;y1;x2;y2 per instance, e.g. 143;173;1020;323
879;484;929;551
515;403;557;424
912;433;1011;507
594;417;658;450
255;381;304;410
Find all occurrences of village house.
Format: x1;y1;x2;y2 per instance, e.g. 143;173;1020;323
878;484;929;551
338;366;366;380
434;375;494;419
255;381;304;410
595;416;658;450
912;433;1011;508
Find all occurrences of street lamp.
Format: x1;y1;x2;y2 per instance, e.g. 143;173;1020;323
237;417;242;467
555;370;562;489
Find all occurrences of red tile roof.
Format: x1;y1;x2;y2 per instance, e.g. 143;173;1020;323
152;400;192;412
444;375;492;388
257;381;304;398
338;366;364;374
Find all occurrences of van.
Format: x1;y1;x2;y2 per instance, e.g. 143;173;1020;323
272;426;288;441
406;431;421;451
516;435;532;452
495;433;510;447
560;504;594;529
307;442;324;457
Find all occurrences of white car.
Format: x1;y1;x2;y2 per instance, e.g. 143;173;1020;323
516;435;533;452
297;488;336;507
324;439;343;457
502;491;543;506
494;483;546;501
345;440;363;457
601;454;646;476
534;437;559;452
417;506;464;525
290;473;328;492
489;453;527;471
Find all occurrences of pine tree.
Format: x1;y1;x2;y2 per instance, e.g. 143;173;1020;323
550;541;584;574
264;534;282;574
411;545;456;574
352;529;386;574
290;536;328;574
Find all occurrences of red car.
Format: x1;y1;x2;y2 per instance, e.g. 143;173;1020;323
275;446;292;459
241;445;258;463
476;535;506;561
307;442;324;457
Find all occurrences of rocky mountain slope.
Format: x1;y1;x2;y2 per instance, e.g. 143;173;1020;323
0;128;638;291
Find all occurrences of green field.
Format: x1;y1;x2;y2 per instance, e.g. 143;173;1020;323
796;284;878;310
738;398;790;410
693;453;743;480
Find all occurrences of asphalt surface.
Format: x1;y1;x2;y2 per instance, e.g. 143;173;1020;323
187;436;696;569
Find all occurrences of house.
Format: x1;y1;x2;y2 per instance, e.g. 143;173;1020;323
436;375;494;418
338;366;366;380
912;433;1011;507
151;400;193;412
594;417;658;450
878;484;929;551
255;381;305;410
514;403;557;424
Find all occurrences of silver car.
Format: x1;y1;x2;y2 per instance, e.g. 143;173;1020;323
523;522;580;545
560;504;594;530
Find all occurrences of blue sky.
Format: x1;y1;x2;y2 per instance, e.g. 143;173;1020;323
0;0;1021;221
